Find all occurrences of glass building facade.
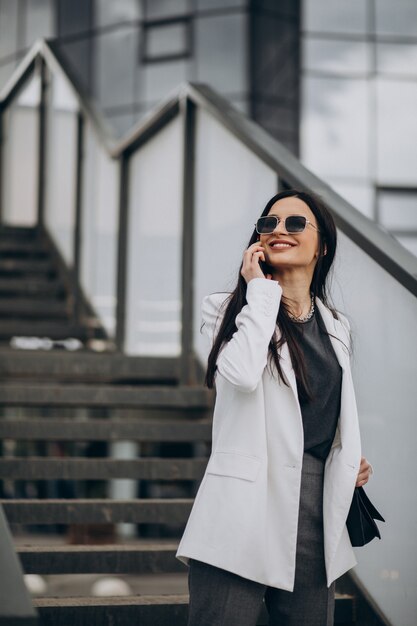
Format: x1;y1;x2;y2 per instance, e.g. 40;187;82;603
301;0;417;256
0;0;416;255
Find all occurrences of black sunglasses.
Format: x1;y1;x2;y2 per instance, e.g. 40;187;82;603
255;214;320;235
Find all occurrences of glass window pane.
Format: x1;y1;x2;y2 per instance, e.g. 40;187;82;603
95;0;141;27
142;59;189;102
80;121;119;337
0;0;18;56
1;74;40;226
301;77;370;179
331;230;417;626
24;0;54;48
374;0;417;37
105;111;136;139
327;180;375;219
145;0;189;19
303;38;370;75
193;109;277;364
125;117;183;356
377;43;417;78
376;79;417;184
195;13;247;93
57;0;92;36
302;0;367;35
145;22;189;59
95;26;137;109
379;191;417;229
56;39;93;95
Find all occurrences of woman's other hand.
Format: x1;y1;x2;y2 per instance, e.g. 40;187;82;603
355;456;374;487
241;243;272;284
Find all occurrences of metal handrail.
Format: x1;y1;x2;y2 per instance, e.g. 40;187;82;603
0;504;38;624
1;38;415;298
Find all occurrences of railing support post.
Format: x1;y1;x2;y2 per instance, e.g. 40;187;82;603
36;56;47;233
72;111;85;322
180;96;196;386
115;153;129;351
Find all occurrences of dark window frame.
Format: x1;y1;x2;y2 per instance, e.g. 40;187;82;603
140;15;193;64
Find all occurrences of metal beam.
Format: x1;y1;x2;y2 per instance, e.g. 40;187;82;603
179;96;196;385
72;111;85;322
36;57;47;229
115;154;129;351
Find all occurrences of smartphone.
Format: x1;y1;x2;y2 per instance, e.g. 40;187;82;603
259;258;273;277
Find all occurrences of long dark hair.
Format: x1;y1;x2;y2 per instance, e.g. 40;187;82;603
204;189;349;402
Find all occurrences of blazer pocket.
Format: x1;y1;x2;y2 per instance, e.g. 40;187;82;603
206;451;261;482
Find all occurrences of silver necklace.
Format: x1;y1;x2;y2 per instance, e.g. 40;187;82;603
288;293;315;323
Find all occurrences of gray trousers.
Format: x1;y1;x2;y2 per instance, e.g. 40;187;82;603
187;451;336;626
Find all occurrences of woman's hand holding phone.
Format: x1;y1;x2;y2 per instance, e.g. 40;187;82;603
241;243;273;284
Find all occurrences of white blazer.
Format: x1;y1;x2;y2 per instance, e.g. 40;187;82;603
176;277;362;591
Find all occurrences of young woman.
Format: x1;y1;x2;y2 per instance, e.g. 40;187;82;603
176;189;373;626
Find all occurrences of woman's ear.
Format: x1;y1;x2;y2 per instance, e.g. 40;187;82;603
316;242;327;258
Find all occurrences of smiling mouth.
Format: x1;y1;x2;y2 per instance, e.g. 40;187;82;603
269;243;294;249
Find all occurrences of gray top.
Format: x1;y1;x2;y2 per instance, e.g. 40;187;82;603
293;307;343;461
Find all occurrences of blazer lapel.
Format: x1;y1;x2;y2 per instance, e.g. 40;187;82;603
279;340;298;398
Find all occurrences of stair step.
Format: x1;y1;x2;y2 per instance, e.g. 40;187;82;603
17;543;182;574
0;298;69;318
0;225;37;239
0;258;56;277
0;418;212;441
0;240;49;256
0;457;207;480
0;350;179;383
0;383;212;408
34;595;189;626
0;320;105;341
0;277;65;297
1;498;193;524
32;593;356;625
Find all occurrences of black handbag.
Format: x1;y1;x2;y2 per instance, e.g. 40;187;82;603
346;486;385;547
